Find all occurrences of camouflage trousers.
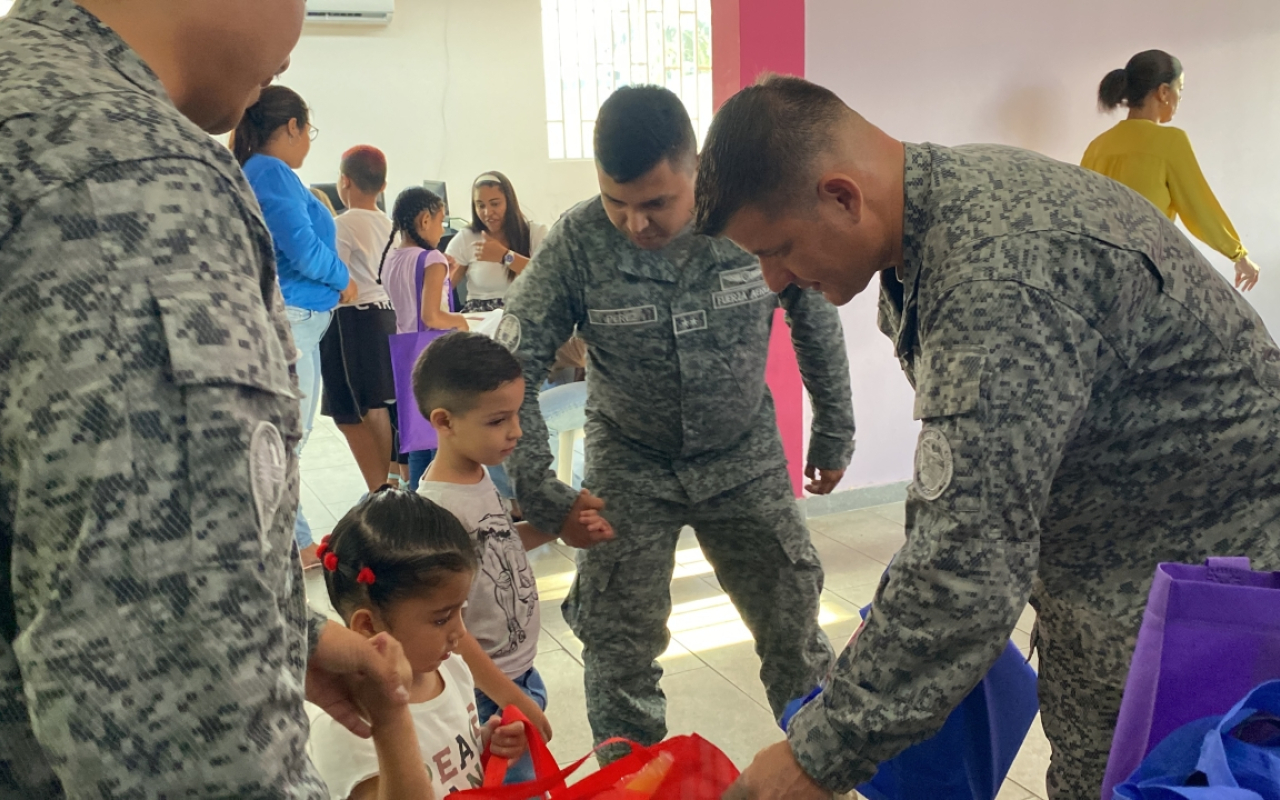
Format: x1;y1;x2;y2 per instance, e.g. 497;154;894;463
563;465;833;758
1031;590;1138;800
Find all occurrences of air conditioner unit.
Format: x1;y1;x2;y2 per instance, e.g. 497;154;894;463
306;0;394;25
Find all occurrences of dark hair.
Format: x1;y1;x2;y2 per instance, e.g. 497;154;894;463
377;187;445;284
412;331;523;418
469;171;532;269
594;85;697;183
341;145;388;194
232;85;309;166
322;489;477;619
1099;50;1183;111
695;74;848;237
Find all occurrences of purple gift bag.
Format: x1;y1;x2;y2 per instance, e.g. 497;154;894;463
1101;557;1280;799
388;251;453;454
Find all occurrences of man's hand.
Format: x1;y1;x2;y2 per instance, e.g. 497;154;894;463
348;634;415;727
306;624;411;738
1235;256;1260;291
724;741;833;800
804;465;845;496
339;278;359;305
559;489;613;549
484;716;531;760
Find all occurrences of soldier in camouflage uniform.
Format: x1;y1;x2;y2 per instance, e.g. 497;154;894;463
695;75;1280;800
499;86;856;755
1;1;408;796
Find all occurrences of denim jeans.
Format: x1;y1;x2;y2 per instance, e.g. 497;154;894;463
407;449;435;492
286;306;333;549
474;667;548;785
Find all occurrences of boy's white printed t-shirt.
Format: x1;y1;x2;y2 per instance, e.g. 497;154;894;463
419;471;540;678
308;654;484;798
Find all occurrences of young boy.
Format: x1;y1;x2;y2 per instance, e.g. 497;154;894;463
320;145;402;493
414;332;612;783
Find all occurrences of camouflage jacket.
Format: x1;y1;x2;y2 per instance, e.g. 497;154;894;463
500;197;856;533
787;142;1280;792
1;1;327;796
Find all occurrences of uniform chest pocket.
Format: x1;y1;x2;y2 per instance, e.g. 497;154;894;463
912;347;986;420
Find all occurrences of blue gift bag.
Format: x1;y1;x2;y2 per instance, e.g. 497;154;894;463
781;605;1040;800
1114;680;1280;800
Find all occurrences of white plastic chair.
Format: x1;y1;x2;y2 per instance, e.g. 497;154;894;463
538;382;587;487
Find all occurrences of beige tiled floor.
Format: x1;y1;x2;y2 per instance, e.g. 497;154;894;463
301;417;1050;799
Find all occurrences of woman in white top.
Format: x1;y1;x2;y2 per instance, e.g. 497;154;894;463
446;171;549;313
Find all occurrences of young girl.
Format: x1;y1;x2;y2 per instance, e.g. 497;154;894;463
381;187;470;334
380;188;468;489
308;490;528;800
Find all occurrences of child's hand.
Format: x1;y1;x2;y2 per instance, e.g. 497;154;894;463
559;489;614;549
523;701;553;743
339;278;359;305
577;509;615;541
484;716;530;760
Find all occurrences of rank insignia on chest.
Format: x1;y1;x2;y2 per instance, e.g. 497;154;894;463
673;310;708;335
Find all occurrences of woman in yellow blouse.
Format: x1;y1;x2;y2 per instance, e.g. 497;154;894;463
1082;49;1260;290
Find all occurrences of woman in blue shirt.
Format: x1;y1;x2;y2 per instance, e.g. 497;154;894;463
234;86;354;566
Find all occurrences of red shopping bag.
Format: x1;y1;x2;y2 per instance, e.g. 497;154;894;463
456;707;739;800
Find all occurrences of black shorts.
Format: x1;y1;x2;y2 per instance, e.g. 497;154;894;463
320;304;397;425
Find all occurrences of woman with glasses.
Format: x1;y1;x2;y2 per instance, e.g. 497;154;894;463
235;85;356;568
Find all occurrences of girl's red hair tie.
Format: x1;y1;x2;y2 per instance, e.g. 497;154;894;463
314;542;329;559
322;552;339;572
356;567;376;585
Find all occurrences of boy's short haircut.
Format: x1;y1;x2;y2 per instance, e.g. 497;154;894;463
341;145;387;194
412;332;523;418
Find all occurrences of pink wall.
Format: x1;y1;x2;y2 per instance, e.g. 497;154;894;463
805;0;1280;491
715;0;809;497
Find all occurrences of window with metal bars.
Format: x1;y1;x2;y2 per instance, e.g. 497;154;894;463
540;0;713;161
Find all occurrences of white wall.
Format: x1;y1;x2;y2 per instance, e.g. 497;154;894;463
284;0;599;228
806;0;1280;491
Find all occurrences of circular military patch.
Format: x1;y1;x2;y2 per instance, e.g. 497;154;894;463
914;428;954;501
495;313;522;352
249;421;288;551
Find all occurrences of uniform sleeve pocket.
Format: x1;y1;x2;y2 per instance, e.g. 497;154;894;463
912;347;986;420
147;272;298;398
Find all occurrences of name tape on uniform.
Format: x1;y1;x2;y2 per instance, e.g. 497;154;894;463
711;283;773;310
673;310;708;335
718;265;764;290
588;305;658;327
